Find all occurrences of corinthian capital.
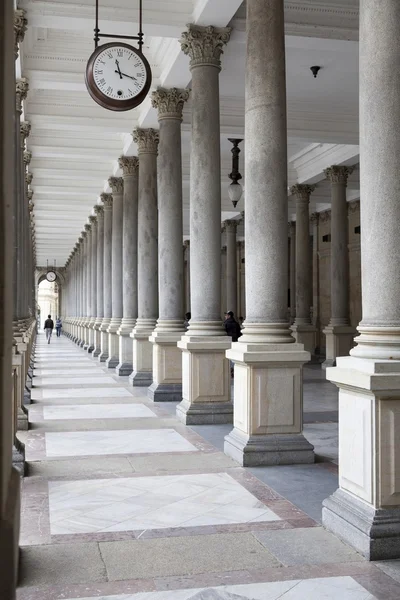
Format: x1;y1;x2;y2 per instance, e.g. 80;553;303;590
23;150;32;166
26;171;33;186
151;87;190;121
94;204;104;216
100;192;113;209
108;176;124;194
118;156;139;177
290;184;316;203
16;78;29;113
84;223;91;233
27;189;33;202
224;219;239;233
14;9;28;60
180;24;231;69
132;128;159;154
324;165;355;185
89;215;97;226
20;121;31;147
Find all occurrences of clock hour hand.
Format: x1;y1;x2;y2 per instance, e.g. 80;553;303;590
114;70;138;81
115;59;123;79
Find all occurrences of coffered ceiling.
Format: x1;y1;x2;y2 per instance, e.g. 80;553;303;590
19;0;360;265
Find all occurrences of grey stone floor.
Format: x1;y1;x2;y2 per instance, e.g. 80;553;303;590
16;335;400;600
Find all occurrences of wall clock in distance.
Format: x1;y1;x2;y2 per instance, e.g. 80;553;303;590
85;42;152;111
46;271;56;282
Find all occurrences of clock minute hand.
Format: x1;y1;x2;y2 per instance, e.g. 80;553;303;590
115;60;123;79
114;70;137;81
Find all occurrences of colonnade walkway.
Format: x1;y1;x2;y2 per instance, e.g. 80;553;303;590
16;334;400;599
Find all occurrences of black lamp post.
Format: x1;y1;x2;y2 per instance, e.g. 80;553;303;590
228;138;243;208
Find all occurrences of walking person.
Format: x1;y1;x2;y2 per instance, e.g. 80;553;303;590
55;316;62;337
44;314;54;344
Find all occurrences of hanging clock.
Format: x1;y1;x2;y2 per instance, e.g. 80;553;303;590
46;271;56;282
85;42;152;111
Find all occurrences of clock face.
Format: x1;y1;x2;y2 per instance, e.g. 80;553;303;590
46;271;56;282
85;42;152;112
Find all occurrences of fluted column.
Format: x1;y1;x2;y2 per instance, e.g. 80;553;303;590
99;193;113;362
224;0;313;466
106;177;123;368
86;214;97;352
310;213;320;352
92;205;104;357
76;237;84;344
148;87;189;401
115;157;139;375
82;224;91;349
224;219;239;315
129;128;159;386
177;24;232;424
323;0;400;560
290;184;316;355
79;228;89;347
322;165;355;367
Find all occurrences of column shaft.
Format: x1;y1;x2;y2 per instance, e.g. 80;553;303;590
224;220;238;315
93;205;104;357
99;194;113;362
106;177;123;368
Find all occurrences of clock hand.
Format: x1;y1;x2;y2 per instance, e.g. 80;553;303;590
115;60;123;79
114;70;138;81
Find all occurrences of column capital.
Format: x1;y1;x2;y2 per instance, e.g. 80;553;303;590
84;223;91;233
26;171;33;186
14;9;28;60
223;219;239;232
118;156;139;177
319;209;331;223
324;164;355;185
16;78;29;113
151;87;190;121
23;150;32;166
20;121;31;145
310;212;319;225
132;128;159;154
100;192;113;209
94;204;104;216
108;176;124;194
184;239;190;248
27;189;33;202
81;231;87;239
290;184;316;203
88;215;96;225
180;24;231;70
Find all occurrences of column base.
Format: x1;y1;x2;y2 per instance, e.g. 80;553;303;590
148;382;182;403
291;322;316;355
323;488;400;560
129;322;155;386
106;355;119;369
106;326;121;369
13;439;26;477
92;348;101;358
129;370;153;387
176;335;232;425
224;428;314;467
98;352;109;363
17;408;29;432
322;324;356;369
116;362;133;376
225;340;313;466
98;323;110;362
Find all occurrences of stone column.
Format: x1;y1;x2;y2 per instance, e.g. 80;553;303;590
322;165;355;367
148;88;189;401
76;237;84;344
323;0;400;560
129;129;159;386
93;204;104;357
78;230;88;347
289;222;296;323
87;214;97;352
290;184;316;355
224;0;313;466
116;157;139;376
82;224;91;349
224;219;239;315
177;24;232;424
310;213;320;353
184;240;190;313
99;193;113;362
106;177;123;368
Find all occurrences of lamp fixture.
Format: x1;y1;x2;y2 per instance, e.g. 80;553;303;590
228;138;243;208
310;66;321;78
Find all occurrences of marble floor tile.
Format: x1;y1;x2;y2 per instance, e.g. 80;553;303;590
43;404;157;420
63;576;376;599
48;472;281;535
44;429;198;458
34;387;133;399
35;376;118;386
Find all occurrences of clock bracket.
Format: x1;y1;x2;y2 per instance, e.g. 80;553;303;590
94;0;144;52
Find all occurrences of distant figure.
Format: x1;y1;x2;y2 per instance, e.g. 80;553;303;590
44;314;54;344
55;317;62;337
238;316;244;329
184;312;191;331
224;311;242;342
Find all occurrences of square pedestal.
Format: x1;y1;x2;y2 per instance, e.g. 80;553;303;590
290;323;316;355
148;332;184;402
116;333;133;376
98;331;109;363
106;332;119;368
92;328;101;358
129;333;153;387
323;355;400;559
224;342;314;467
176;336;232;425
322;324;356;369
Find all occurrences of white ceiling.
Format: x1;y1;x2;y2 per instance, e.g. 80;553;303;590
19;0;361;266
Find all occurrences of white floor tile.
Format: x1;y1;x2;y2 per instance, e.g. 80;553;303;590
37;376;117;385
40;387;132;399
43;404;156;420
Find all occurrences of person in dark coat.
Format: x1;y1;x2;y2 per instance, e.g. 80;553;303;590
224;311;242;342
44;314;54;344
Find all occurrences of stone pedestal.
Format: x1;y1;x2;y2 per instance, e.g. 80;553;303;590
177;336;232;424
322;324;356;369
98;319;110;363
106;319;121;369
148;330;183;402
116;318;136;376
129;322;154;387
323;356;400;559
225;341;313;466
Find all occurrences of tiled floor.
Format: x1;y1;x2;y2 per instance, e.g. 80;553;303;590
17;334;400;600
